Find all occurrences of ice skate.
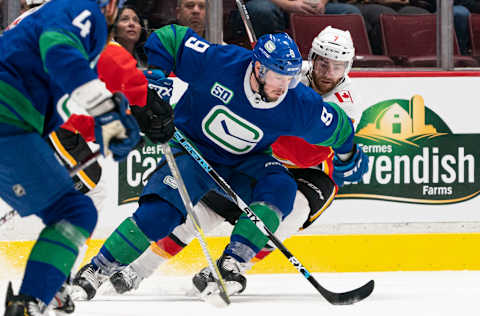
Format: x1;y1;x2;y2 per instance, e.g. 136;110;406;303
192;253;247;300
71;263;108;301
4;282;49;316
49;283;75;315
109;266;143;294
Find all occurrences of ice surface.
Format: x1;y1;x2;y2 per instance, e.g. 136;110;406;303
1;270;479;316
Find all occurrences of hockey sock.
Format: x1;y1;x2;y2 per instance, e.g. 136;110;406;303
251;245;275;264
93;218;150;274
20;190;95;304
20;221;89;304
154;234;187;258
72;238;91;274
130;234;186;279
225;203;281;263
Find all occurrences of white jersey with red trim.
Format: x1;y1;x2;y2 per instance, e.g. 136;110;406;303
300;61;364;128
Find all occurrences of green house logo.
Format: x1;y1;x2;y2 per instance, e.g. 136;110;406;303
338;95;480;204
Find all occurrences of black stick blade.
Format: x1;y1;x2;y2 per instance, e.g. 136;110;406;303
322;279;375;305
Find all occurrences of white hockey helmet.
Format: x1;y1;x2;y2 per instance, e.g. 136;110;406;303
308;26;355;76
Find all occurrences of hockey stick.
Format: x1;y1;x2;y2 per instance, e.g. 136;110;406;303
235;0;257;48
0;150;101;227
173;129;374;305
161;143;231;307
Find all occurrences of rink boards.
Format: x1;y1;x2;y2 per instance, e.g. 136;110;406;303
2;71;480;275
2;231;480;276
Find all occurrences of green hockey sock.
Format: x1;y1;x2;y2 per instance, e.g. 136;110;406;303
103;217;151;265
230;203;281;254
28;221;89;276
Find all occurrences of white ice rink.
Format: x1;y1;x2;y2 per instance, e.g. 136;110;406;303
1;270;479;316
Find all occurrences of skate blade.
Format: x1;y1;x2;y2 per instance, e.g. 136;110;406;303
185;287;199;297
45;310;56;316
51;309;71;316
204;292;229;308
192;283;229;308
70;285;88;301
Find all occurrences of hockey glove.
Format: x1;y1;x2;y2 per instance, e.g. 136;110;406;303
130;70;175;144
131;86;174;144
91;92;141;161
332;144;369;187
143;69;173;101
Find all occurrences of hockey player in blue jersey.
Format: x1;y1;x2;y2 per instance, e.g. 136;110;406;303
0;0;144;315
72;25;368;302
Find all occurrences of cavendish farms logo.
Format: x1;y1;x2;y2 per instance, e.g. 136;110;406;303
337;95;480;204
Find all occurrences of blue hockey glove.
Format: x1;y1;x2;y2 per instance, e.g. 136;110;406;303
332;144;369;187
93;92;141;161
143;69;173;102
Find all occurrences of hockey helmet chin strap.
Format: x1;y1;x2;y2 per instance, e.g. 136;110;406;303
253;73;268;103
252;64;275;103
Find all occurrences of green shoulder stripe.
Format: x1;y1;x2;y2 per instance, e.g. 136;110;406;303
0;80;44;133
318;102;353;148
39;30;88;73
153;25;189;68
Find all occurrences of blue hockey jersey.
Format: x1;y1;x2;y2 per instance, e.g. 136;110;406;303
0;0;108;136
145;25;355;166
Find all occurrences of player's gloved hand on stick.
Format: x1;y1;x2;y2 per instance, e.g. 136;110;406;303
143;69;173;101
332;144;369;187
130;71;175;144
89;92;141;161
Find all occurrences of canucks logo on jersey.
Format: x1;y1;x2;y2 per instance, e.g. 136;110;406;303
202;105;264;154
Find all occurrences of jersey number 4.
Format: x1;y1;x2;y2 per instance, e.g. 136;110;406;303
72;10;92;38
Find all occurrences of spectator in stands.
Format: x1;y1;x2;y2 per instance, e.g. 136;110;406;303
125;0;206;36
459;0;480;12
176;0;206;37
454;0;480;55
125;0;175;30
20;0;28;13
228;0;361;40
454;1;471;55
128;0;206;37
403;0;480;56
113;5;148;68
341;0;430;55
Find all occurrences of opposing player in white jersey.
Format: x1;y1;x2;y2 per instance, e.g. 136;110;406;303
88;26;367;299
302;26;362;127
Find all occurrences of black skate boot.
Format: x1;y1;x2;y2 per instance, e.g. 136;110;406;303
4;282;48;316
109;266;143;294
71;263;108;301
50;283;75;314
192;253;247;298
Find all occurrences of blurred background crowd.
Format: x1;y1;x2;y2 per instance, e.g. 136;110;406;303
1;0;479;68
